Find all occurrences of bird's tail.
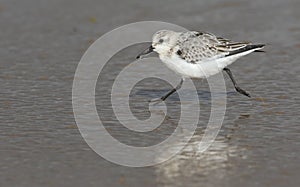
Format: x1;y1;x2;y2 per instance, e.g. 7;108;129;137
225;44;265;57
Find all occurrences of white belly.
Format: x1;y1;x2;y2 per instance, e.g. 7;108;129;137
160;55;234;78
159;49;255;78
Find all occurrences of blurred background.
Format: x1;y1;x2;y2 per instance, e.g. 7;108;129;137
1;0;300;186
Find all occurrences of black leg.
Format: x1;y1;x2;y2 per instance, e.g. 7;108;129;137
223;68;251;98
150;78;184;102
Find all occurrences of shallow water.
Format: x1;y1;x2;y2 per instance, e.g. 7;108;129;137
1;0;300;186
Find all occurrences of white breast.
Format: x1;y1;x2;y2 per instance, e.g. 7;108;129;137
159;55;228;78
159;48;256;79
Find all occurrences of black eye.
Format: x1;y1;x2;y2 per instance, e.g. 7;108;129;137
159;39;164;43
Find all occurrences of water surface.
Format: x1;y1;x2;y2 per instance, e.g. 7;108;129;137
0;0;300;186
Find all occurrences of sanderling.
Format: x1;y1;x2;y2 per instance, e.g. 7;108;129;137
137;30;265;102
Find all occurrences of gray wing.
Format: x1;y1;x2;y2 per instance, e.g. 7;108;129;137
176;31;251;63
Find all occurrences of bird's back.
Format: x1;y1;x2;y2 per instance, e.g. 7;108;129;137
175;31;264;64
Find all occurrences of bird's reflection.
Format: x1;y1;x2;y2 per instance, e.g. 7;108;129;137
156;139;228;179
154;114;249;186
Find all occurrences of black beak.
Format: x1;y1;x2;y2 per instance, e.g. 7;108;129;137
136;45;154;59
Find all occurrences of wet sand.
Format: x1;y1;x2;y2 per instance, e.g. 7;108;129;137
0;0;300;186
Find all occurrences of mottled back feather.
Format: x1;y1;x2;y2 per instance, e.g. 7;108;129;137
176;31;252;63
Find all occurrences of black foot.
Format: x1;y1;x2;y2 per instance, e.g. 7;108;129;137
148;97;164;103
235;87;251;98
147;97;166;106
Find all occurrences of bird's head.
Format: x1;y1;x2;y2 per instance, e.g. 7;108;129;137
151;30;179;54
136;30;179;59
